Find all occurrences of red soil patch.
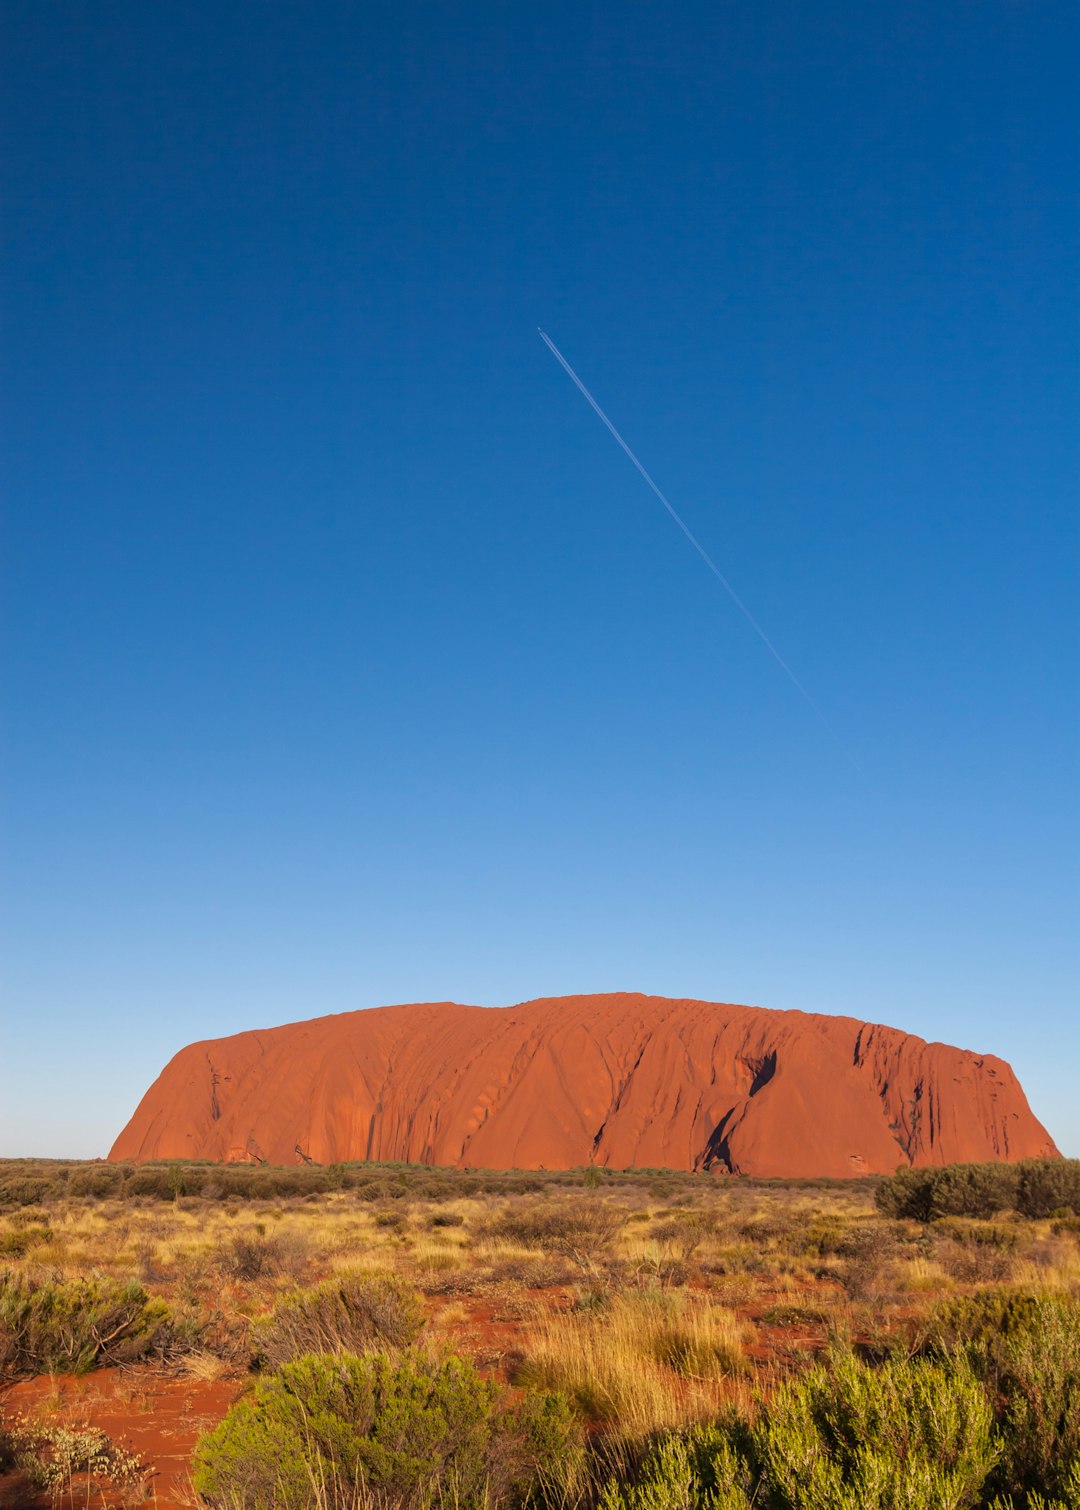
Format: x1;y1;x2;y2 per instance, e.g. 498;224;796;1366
0;1366;244;1509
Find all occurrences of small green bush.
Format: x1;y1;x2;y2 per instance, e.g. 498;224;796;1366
67;1166;126;1199
252;1272;424;1369
875;1166;936;1222
0;1175;58;1208
927;1291;1043;1358
753;1350;999;1508
598;1352;999;1509
493;1386;584;1504
0;1272;178;1378
193;1349;580;1509
480;1202;624;1258
122;1168;177;1200
797;1215;851;1258
930;1291;1080;1501
598;1422;754;1509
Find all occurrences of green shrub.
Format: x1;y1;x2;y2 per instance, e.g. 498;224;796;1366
0;1175;58;1208
0;1272;178;1378
760;1303;830;1330
252;1272;424;1369
933;1219;1019;1251
1016;1162;1080;1221
492;1386;584;1504
480;1202;624;1258
874;1166;936;1221
931;1292;1080;1501
193;1349;580;1509
598;1422;754;1509
876;1160;1080;1224
122;1168;177;1200
797;1215;851;1258
875;1164;1019;1223
927;1291;1044;1358
752;1350;999;1508
933;1165;1022;1221
67;1166;126;1199
988;1459;1080;1508
597;1352;999;1509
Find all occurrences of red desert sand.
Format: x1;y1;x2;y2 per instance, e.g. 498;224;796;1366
110;993;1058;1178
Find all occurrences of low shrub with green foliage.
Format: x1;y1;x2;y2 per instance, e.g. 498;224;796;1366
876;1159;1080;1224
479;1202;626;1259
986;1459;1080;1509
600;1351;1000;1509
193;1349;582;1509
927;1291;1080;1502
1016;1162;1080;1221
754;1350;999;1508
0;1272;184;1378
598;1421;755;1509
0;1175;57;1208
252;1272;424;1369
67;1166;125;1199
599;1324;1080;1508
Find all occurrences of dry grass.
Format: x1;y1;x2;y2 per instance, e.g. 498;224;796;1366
4;1161;1080;1446
517;1289;754;1435
408;1238;468;1276
893;1256;955;1294
178;1348;232;1382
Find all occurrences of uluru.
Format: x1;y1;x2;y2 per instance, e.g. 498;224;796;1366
109;993;1058;1178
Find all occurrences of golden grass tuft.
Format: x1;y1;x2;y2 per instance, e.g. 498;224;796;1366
893;1256;955;1294
408;1238;466;1275
178;1348;232;1382
517;1289;753;1436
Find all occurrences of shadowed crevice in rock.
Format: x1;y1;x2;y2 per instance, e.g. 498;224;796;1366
745;1051;777;1097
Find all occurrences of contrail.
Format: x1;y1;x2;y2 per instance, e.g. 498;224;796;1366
538;327;854;762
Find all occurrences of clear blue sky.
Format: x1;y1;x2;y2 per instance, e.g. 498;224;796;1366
2;3;1076;1159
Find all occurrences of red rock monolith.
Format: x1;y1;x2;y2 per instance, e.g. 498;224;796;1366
109;993;1058;1177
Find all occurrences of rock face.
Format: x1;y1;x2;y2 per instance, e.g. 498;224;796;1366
109;994;1058;1177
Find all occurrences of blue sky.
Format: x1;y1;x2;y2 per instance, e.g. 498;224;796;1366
2;3;1076;1159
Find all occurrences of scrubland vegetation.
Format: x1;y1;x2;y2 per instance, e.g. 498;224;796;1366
3;1156;1080;1506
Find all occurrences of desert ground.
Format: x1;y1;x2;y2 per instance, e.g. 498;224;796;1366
2;1157;1080;1508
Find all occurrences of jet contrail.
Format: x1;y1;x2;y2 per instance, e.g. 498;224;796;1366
538;327;854;762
